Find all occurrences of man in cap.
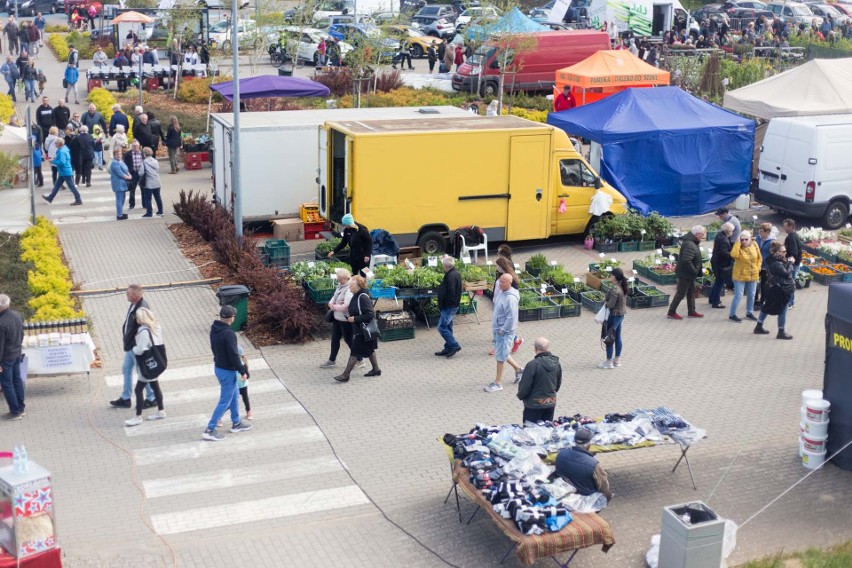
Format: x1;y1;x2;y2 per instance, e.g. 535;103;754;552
555;428;612;499
203;304;252;441
328;213;372;277
554;85;576;112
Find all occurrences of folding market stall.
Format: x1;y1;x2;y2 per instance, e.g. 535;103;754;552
553;50;669;109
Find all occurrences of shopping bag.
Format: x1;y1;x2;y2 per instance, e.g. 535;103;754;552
594;305;609;325
135;330;168;379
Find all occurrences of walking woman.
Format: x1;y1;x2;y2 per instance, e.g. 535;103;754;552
334;276;381;382
754;223;776;307
44;126;59;183
598;267;627;369
164;116;182;173
729;230;762;323
320;268;354;369
754;241;795;340
110;147;131;220
124;307;166;425
141;147;163;217
708;222;734;309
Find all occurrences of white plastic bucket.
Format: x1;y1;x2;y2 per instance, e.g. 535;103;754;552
801;433;828;453
802;449;826;470
802;389;823;405
804;419;829;437
805;399;830;423
798;436;804;457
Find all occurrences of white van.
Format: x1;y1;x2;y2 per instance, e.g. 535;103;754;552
756;115;852;230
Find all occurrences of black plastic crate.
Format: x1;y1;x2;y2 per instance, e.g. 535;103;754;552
377;310;415;331
518;307;540;322
380;327;415;342
538;298;560;320
557;298;581;318
580;291;606;313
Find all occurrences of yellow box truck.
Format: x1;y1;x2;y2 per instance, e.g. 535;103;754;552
318;115;627;253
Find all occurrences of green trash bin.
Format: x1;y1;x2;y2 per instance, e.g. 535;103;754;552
217;285;250;331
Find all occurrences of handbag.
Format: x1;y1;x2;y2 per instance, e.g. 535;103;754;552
356;293;381;341
62;78;67;88
135;329;168;379
601;323;616;346
323;309;335;323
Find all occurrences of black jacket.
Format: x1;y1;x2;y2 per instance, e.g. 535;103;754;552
348;289;374;324
148;118;163;150
76;133;95;161
766;255;795;296
0;308;23;362
36;104;54;131
675;232;702;280
122;298;148;352
516;351;562;409
710;230;732;274
53;105;70;131
785;231;802;265
437;267;461;309
334;223;372;263
81;110;106;134
210;320;247;373
109;111;129;137
165;125;182;149
132;122;154;149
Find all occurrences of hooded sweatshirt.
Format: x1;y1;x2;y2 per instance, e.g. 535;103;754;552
209;319;246;374
492;286;519;337
516;351;562;409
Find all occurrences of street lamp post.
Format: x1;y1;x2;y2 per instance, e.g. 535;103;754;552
231;0;242;237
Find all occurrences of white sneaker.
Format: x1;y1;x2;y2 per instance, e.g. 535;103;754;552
612;357;621;367
124;416;143;427
146;410;166;420
597;360;614;369
513;368;524;384
483;382;503;392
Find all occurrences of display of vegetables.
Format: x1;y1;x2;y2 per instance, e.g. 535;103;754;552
549;268;575;287
526;253;549;269
315;237;342;256
289;260;350;284
519;291;550;309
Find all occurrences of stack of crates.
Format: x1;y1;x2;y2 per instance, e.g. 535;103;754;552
300;203;325;240
262;239;290;268
184;152;203;170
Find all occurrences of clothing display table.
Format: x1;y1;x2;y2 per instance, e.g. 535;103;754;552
452;463;614;567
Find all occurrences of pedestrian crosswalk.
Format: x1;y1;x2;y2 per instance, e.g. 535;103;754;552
108;356;373;536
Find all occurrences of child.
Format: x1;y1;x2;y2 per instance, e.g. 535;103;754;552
32;140;43;187
36;67;46;95
92;125;105;170
217;345;252;427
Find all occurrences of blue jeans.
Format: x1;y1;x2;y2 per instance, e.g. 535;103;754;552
95;150;104;168
46;175;81;202
208;367;240;431
759;304;787;329
5;80;15;102
121;350;153;401
114;190;126;217
438;306;459;350
730;280;756;317
24;78;34;101
709;274;725;306
788;265;800;306
605;315;624;359
0;358;24;415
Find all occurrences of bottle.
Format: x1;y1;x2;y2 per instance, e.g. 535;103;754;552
12;446;20;475
19;446;27;473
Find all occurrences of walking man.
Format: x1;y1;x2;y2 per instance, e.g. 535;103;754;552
36;96;54;141
0;55;18;102
667;225;706;320
4;18;18;56
0;294;24;420
110;285;156;407
435;256;462;357
484;273;523;392
41;138;83;205
516;337;561;423
203;305;252;441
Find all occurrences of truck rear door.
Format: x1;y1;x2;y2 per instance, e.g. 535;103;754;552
318;126;329;219
507;135;549;241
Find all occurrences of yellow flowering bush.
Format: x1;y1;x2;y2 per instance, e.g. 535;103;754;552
339;86;469;108
20;217;83;320
507;107;548;123
0;94;14;124
48;33;70;62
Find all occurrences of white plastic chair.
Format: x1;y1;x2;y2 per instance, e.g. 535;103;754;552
459;233;488;265
370;254;398;272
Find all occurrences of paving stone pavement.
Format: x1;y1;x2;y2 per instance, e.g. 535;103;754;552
10;31;851;568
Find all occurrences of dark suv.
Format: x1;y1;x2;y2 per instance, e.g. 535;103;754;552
414;4;457;22
4;0;59;15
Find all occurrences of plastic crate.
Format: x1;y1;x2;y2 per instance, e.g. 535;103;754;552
580;291;606;313
806;266;842;285
299;203;321;223
457;298;478;315
565;284;592;302
184;152;203;170
618;240;639;252
304;221;325;240
524;263;544;277
594;240;618;253
538;297;561;320
817;249;838;263
264;239;291;260
627;292;652;309
646;268;677;285
395;287;419;299
377;310;415;331
637;285;670;307
558;297;581;317
518;307;539;322
415;310;440;327
638;240;657;251
306;279;336;304
380;327;415;342
632;260;650;278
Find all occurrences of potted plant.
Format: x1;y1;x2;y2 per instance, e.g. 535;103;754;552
644;211;676;247
524;253;549;277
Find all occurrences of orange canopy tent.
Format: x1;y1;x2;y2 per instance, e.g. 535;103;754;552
553;50;670;109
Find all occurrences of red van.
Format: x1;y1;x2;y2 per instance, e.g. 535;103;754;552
451;30;609;96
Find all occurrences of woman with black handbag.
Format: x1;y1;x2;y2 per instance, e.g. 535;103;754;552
125;307;166;425
753;241;795;340
598;268;627;369
334;276;381;382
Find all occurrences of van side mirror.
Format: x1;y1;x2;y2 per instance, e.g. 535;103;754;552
490;60;500;69
595;177;602;189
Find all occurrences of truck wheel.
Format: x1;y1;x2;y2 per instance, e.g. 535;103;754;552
418;231;447;254
480;81;498;97
821;201;849;230
412;44;423;58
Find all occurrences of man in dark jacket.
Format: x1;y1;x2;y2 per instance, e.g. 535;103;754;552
783;218;803;308
75;125;95;187
4;19;19;55
36;96;54;141
204;305;252;441
123;140;144;209
52;98;71;132
81;103;106;134
0;294;25;420
328;213;372;276
435;256;462;357
708;222;734;309
516;337;562;423
109;104;129;136
132;113;154;150
110;285;155;408
667;225;706;320
555;428;612;499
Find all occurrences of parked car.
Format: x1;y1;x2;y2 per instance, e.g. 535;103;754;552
721;0;767;12
692;5;731;25
805;3;851;25
727;7;774;19
272;26;353;64
766;1;822;25
411;14;456;38
455;5;501;29
198;0;250;8
414;4;457;22
209;18;259;50
5;0;58;15
381;24;434;57
400;0;426;13
327;23;400;60
313;0;355;23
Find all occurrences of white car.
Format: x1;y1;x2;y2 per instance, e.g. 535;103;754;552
312;0;355;23
199;0;251;8
273;26;354;64
455;5;501;29
209;19;259;49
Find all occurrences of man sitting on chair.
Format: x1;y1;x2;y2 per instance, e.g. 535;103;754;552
554;428;613;500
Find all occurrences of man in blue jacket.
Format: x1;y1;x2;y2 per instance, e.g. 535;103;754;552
203;305;252;441
555;428;612;500
41;138;82;205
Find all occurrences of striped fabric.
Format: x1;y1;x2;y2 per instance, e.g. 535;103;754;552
453;464;615;566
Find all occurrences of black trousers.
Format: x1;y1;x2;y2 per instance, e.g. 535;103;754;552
127;178;138;207
135;380;163;415
329;319;353;362
523;407;555;424
34;165;43;186
239;386;250;412
756;269;767;304
668;277;696;315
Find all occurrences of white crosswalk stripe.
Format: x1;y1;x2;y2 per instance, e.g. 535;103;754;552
163;379;285;406
104;358;270;387
122;403;305;437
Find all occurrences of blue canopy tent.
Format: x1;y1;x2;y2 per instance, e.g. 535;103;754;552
467;6;549;41
547;87;755;216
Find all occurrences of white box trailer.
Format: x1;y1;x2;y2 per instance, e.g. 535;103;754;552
211;106;474;222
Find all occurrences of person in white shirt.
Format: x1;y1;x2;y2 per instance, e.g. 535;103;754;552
183;45;198;66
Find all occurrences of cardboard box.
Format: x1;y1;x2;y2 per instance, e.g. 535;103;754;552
273;218;304;242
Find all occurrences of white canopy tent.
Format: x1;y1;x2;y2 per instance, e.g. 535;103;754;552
0;126;33;233
724;58;852;119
